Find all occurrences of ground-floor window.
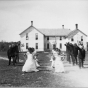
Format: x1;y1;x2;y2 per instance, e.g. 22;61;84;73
71;38;74;41
26;43;28;49
60;43;62;49
36;43;38;49
47;43;49;49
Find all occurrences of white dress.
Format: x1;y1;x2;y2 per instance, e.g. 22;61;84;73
33;51;40;67
50;50;56;68
22;52;39;72
54;52;65;72
34;56;40;67
50;55;55;68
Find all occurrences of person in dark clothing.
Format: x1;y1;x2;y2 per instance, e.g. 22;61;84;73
78;45;85;68
7;45;12;65
73;43;79;65
65;42;72;64
7;44;19;66
69;43;75;66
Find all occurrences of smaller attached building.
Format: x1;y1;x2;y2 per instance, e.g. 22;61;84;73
67;24;87;50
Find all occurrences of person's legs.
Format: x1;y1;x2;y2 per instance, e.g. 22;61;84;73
8;56;11;65
13;57;16;66
82;59;84;68
79;58;82;68
71;54;75;66
75;56;78;65
67;53;71;64
74;56;78;65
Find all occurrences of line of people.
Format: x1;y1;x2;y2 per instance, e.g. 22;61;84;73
65;42;85;68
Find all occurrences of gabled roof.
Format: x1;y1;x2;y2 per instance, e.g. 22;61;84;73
19;25;87;38
67;29;87;38
19;25;71;36
19;26;44;35
38;29;71;36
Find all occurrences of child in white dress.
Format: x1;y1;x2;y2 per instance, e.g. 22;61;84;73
54;49;65;73
50;49;55;68
50;55;55;68
32;50;40;67
22;48;39;73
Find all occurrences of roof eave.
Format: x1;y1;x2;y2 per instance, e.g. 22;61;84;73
77;29;87;36
44;35;67;37
19;26;45;36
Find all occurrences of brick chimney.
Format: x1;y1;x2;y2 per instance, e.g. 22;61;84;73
75;24;78;29
31;21;33;26
62;25;64;29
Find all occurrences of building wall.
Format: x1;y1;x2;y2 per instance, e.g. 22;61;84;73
20;28;44;51
20;28;87;51
44;36;67;51
68;32;87;50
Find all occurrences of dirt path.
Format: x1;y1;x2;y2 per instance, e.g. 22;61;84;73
63;63;88;87
0;56;88;87
43;61;88;87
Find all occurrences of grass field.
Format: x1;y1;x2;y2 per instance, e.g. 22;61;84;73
0;51;88;87
0;52;54;87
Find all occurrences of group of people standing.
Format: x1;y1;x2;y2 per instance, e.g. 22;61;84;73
65;42;85;68
22;47;65;74
21;42;86;74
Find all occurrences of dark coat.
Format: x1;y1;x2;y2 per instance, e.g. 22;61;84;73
74;45;79;57
78;47;85;60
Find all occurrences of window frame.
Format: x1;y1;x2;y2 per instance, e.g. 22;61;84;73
71;38;74;41
35;33;38;40
26;33;29;40
60;43;62;49
47;36;49;41
60;36;62;40
47;43;49;49
36;43;38;49
26;43;28;49
81;36;83;41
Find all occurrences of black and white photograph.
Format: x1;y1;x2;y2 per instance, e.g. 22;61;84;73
0;0;88;87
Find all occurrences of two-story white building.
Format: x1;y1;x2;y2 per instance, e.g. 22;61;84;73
19;21;87;52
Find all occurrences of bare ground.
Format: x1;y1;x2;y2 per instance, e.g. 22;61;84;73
0;52;88;87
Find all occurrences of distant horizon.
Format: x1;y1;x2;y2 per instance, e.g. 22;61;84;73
0;0;88;42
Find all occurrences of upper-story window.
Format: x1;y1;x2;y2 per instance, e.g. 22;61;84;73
81;36;83;41
35;33;38;40
26;33;29;40
47;37;49;40
71;38;74;41
60;36;62;40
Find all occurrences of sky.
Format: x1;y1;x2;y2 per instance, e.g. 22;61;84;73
0;0;88;42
